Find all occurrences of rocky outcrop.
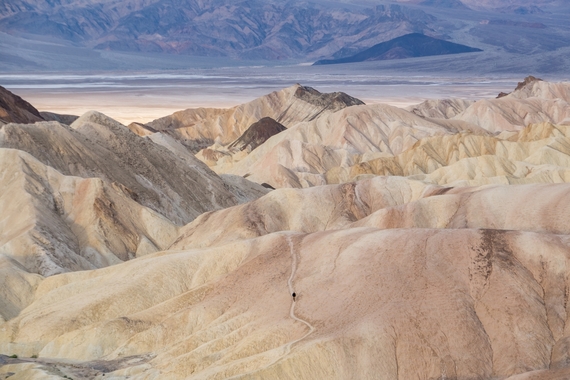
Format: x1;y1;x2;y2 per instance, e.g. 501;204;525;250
291;86;365;118
0;85;44;125
515;75;543;91
227;117;286;152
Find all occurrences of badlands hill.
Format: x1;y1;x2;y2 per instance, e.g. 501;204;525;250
144;84;363;152
145;76;570;189
3;78;570;379
0;87;269;324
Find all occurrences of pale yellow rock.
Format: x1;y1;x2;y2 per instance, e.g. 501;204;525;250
185;81;570;189
453;81;570;132
0;148;179;275
2;227;569;379
321;122;570;187
3;81;570;380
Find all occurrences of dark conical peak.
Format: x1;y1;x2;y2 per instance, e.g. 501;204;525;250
313;33;482;65
294;85;365;113
228;117;287;153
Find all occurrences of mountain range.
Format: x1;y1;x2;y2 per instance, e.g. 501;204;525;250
1;0;569;71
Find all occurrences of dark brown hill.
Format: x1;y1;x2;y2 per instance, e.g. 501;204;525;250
294;85;365;119
0;85;44;124
228;117;286;153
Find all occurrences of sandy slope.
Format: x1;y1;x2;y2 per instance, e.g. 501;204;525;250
3;224;570;379
0;86;269;327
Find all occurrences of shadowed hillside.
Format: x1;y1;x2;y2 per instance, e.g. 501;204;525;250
314;33;482;65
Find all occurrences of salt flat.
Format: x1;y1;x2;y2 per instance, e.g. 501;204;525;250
0;68;542;124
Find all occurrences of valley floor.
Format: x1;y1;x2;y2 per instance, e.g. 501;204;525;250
0;70;529;124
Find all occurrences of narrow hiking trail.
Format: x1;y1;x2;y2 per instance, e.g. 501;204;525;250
227;234;316;378
285;234;315;348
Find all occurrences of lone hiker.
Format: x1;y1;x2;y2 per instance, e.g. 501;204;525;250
292;292;296;302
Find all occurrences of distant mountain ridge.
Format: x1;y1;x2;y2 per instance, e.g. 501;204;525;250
1;0;569;70
0;1;437;60
313;33;482;65
397;0;561;8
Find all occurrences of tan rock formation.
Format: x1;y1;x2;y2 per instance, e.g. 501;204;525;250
210;103;487;187
0;147;181;318
326;122;570;186
170;176;431;250
0;112;238;224
145;132;270;204
145;84;363;151
1;148;179;269
453;80;570;132
0;109;270;321
187;80;570;189
3;80;570;380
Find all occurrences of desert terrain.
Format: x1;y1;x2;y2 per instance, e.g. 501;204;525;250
1;75;570;379
1;70;526;125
